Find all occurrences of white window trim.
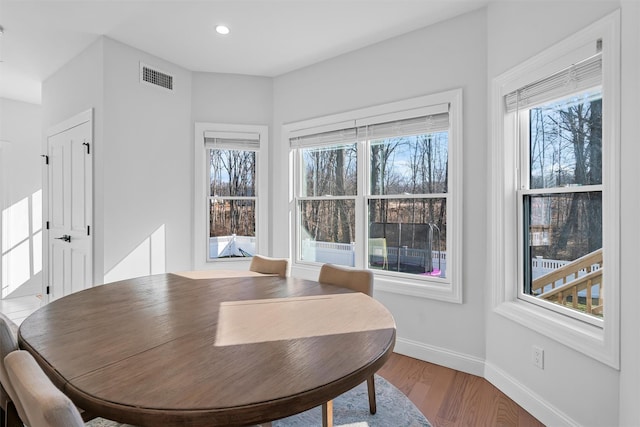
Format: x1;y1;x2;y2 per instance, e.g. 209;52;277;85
193;122;269;270
489;11;620;368
284;89;463;303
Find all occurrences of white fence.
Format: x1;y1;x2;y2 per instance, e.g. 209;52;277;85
301;240;356;265
530;256;601;280
301;239;447;275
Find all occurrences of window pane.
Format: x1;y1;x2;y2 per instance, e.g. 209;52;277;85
209;149;256;197
299;199;355;266
301;144;357;197
368;198;446;277
529;91;602;189
370;132;448;196
209;199;255;259
524;192;602;318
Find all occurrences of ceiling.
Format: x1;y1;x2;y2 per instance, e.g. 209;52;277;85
0;0;489;104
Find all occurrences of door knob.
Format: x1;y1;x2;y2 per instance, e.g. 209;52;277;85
55;235;71;243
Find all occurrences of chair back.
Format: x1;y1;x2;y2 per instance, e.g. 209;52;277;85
249;255;289;278
5;350;85;427
318;264;373;296
0;313;28;422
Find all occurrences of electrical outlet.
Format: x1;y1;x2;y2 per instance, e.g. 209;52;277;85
532;346;544;369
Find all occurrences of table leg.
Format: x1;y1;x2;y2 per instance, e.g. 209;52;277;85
322;400;333;427
367;375;377;414
5;402;21;427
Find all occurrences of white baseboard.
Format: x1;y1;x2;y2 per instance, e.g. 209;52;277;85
394;336;485;377
393;337;579;426
484;362;578;427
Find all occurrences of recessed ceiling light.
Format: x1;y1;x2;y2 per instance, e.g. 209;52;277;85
215;25;230;35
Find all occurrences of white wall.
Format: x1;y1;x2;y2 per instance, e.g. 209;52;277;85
273;9;488;373
0;98;43;297
191;72;272;125
102;38;192;280
618;3;640;424
485;2;636;426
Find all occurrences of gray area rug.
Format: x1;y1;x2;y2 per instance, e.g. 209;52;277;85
86;375;431;427
275;375;430;427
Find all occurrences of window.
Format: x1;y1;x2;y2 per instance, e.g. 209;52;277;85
207;138;257;259
367;118;449;277
298;142;357;266
490;12;619;367
519;88;603;322
194;124;268;268
287;90;462;302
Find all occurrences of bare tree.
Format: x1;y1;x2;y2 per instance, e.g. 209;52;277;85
530;95;602;260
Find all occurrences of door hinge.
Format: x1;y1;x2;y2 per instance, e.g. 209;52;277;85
41;154;49;165
46;221;50;230
87;225;91;236
82;141;90;154
46;286;50;295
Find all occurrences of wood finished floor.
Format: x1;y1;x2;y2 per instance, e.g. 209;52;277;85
377;353;545;427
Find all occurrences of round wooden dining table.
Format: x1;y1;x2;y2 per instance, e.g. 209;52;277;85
18;272;396;426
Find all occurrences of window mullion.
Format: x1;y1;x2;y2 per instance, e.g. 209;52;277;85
355;139;367;269
518;111;530;191
297;196;356;201
520;185;603;196
367;194;449;200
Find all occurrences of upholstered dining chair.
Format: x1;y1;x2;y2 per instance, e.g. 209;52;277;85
5;350;85;427
317;263;376;427
0;313;27;427
4;351;138;427
0;316;128;427
318;263;373;296
249;255;289;278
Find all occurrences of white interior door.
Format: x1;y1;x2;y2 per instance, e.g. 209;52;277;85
46;110;93;301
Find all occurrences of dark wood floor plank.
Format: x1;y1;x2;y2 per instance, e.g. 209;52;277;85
377;353;544;427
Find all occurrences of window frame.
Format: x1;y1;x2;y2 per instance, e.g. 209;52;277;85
194;123;269;269
285;89;463;303
489;11;620;368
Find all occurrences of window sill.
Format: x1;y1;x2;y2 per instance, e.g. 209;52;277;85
493;299;619;369
374;274;461;303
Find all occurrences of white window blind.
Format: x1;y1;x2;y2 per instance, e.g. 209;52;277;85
204;131;260;150
359;112;449;140
289;127;358;148
504;52;602;113
290;104;450;147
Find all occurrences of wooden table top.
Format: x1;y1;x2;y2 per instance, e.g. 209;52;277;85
18;273;396;427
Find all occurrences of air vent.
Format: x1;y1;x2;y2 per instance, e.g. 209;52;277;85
140;62;174;92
